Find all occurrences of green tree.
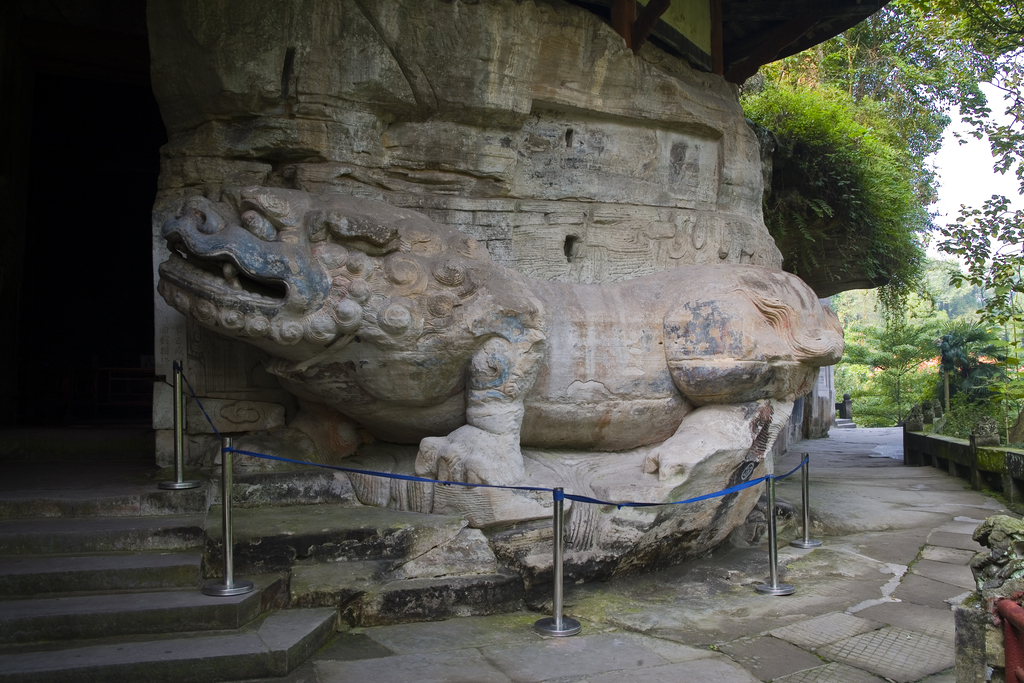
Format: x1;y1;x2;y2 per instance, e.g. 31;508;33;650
762;0;983;207
922;0;1024;188
841;319;939;424
937;319;1004;408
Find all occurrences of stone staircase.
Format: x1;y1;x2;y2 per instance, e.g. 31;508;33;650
0;448;527;682
0;474;335;683
214;468;525;626
834;418;857;429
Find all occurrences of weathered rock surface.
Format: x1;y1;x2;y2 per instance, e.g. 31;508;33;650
148;0;780;292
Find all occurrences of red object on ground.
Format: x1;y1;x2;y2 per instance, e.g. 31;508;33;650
997;599;1024;683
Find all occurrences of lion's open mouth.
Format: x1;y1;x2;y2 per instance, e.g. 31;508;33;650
162;240;288;303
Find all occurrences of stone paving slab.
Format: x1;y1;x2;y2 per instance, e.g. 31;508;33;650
362;612;542;654
910;559;976;589
717;636;824;682
926;530;984;552
837;529;939;566
852;602;955;642
920;545;975;565
934;520;982;535
772;661;886;682
892;573;971;610
480;632;713;683
313;632;394;661
817;626;953;682
769;612;881;650
582;657;760;683
315;648;512;683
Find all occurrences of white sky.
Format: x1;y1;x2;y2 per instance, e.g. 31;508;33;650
928;83;1022;259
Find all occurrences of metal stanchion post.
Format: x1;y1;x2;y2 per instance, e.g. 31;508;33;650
755;475;795;596
534;488;581;636
160;360;199;490
790;454;822;549
202;436;255;597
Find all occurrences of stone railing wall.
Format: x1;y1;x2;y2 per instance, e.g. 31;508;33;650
903;427;1024;506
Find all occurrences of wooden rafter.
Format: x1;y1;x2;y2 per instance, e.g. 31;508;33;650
610;0;673;54
611;0;637;50
632;0;672;52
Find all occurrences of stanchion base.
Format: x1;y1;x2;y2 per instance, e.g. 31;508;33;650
790;539;823;549
534;616;582;637
202;579;255;597
158;480;201;490
754;583;795;596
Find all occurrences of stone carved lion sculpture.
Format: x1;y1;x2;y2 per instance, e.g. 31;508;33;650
158;187;843;531
971;515;1024;595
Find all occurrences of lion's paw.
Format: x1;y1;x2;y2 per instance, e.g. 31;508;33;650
415;425;525;486
642;432;692;481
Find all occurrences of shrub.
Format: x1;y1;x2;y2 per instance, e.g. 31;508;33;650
743;85;925;295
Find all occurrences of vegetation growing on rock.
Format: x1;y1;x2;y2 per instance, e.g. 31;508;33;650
743;85;925;299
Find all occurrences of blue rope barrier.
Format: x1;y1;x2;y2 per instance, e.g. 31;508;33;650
562;455;808;509
175;360;222;440
224;446;553;494
176;365;809;509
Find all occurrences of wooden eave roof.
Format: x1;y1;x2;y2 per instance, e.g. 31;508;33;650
571;0;891;83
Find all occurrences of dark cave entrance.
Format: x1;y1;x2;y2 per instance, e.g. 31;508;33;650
5;7;167;426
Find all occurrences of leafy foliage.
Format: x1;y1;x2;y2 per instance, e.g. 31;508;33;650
937;319;1004;400
939;196;1024;325
919;0;1024;190
941;392;1004;440
742;85;925;302
763;1;984;203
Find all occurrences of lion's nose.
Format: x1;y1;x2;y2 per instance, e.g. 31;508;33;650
177;198;226;235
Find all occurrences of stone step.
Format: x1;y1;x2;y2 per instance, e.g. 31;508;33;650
205;504;468;574
226;470;357;509
0;575;283;645
0;607;337;683
0;486;208;520
0;516;205;555
341;571;525;627
0;552;202;597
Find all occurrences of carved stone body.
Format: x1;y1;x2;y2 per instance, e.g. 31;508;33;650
906;403;925;432
160;187;843;497
975;416;1001;447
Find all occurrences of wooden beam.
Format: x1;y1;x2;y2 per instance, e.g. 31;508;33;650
611;0;637;50
711;0;723;75
632;0;672;53
723;14;821;83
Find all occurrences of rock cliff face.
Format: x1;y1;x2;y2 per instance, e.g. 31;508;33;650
148;0;781;287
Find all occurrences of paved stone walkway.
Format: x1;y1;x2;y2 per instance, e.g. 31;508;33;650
256;428;1008;683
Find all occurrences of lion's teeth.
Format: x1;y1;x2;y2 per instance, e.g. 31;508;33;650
222;263;242;289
